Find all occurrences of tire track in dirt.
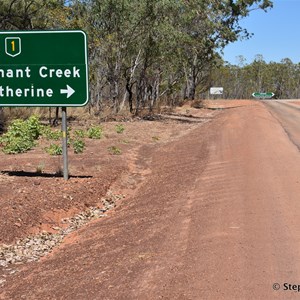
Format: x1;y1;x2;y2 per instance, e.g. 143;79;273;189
130;113;250;299
131;102;300;299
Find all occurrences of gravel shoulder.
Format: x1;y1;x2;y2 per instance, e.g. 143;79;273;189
0;103;223;275
3;100;293;299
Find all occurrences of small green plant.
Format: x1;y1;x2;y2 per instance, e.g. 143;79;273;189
74;129;85;138
67;138;71;147
41;126;62;140
108;146;122;155
152;136;160;142
72;139;85;154
0;116;42;154
120;139;130;144
36;162;45;174
1;135;36;154
26;115;42;139
115;124;125;134
45;144;63;156
87;126;103;139
67;126;72;137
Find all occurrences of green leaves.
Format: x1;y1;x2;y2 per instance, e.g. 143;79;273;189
41;126;62;140
72;139;85;154
87;126;103;139
212;54;300;99
45;144;63;156
0;0;273;112
0;116;41;154
108;146;122;155
115;124;125;134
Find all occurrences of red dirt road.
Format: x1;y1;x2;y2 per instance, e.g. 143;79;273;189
2;100;300;299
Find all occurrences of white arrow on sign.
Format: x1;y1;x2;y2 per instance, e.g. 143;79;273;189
60;85;75;98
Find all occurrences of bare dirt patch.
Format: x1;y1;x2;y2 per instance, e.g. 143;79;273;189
5;99;295;300
0;105;221;246
0;99;254;282
289;100;300;106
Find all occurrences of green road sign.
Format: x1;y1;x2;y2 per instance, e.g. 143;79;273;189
252;92;274;99
0;30;88;107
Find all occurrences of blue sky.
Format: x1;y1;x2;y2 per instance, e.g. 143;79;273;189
222;0;300;65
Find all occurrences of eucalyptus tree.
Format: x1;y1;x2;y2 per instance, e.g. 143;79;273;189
0;0;69;30
85;0;273;111
0;0;66;130
211;55;300;100
0;0;274;118
177;0;273;100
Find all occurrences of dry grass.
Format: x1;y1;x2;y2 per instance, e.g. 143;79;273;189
2;107;95;125
1;99;184;128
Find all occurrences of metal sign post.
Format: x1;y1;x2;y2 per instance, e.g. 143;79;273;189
61;107;69;180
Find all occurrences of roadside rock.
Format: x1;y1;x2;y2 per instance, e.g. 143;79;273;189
0;191;124;269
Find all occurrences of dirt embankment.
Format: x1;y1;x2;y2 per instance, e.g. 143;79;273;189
4;100;286;300
0;102;229;245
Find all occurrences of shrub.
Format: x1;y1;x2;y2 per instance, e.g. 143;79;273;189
0;116;42;154
74;129;85;138
41;126;61;140
72;139;85;154
115;124;125;134
87;126;103;139
36;162;45;174
26;115;42;139
121;139;130;144
152;136;160;141
1;135;36;154
108;146;122;155
45;144;63;155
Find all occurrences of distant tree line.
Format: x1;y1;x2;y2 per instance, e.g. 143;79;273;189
210;55;300;99
0;0;273;120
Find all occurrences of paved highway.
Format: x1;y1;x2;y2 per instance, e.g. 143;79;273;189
264;100;300;150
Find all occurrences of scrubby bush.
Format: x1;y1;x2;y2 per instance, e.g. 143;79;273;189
115;124;125;134
87;126;103;139
0;115;42;154
108;146;122;155
41;126;62;140
72;139;85;154
74;129;85;138
45;143;63;155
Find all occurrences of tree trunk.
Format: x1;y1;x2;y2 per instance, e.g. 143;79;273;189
126;81;134;114
51;107;59;127
188;76;196;100
0;108;4;133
